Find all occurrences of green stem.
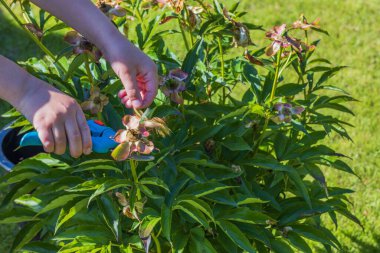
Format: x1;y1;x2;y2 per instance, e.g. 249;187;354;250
130;160;141;200
217;37;226;104
85;55;94;85
253;49;283;155
152;233;162;253
178;19;190;51
0;0;66;74
269;48;283;102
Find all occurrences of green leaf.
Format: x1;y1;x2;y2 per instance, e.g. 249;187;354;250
291;224;340;249
0;207;38;224
139;216;161;238
64;54;86;81
287;171;312;208
88;179;132;204
222;136;252;151
97;194;120;241
174;201;209;228
182;182;236;198
55;197;88;233
175;195;214;222
22;241;60;253
276;83;306;96
54;225;115;243
217;207;273;225
12;221;43;251
37;194;86;215
161;203;172;242
181;125;224;148
178;158;229;169
216;220;256;253
287;231;313;253
182;38;205;81
139;177;169;192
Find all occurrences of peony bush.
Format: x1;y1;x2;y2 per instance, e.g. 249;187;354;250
0;0;360;252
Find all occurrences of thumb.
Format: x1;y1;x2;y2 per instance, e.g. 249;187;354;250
120;70;142;109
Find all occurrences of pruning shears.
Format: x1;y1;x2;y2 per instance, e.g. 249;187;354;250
20;120;118;153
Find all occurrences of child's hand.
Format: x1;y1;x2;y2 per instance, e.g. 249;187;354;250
18;80;92;158
103;35;158;109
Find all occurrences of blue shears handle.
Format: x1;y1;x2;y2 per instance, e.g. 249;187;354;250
19;120;118;154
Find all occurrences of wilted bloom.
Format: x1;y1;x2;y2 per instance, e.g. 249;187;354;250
81;87;109;114
64;31;102;61
160;69;188;104
265;24;290;56
223;8;253;47
96;0;127;18
24;23;43;40
293;14;320;30
244;49;264;66
111;115;169;161
115;192;145;221
187;6;203;28
272;103;304;123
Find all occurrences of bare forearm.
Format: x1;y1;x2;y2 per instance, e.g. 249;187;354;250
0;55;41;109
30;0;123;53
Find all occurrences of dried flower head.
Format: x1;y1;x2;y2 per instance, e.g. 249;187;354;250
64;31;102;61
111;115;169;161
272;102;305;124
160;69;188;104
97;0;127;18
223;8;253;47
81;87;109;114
293;14;320;30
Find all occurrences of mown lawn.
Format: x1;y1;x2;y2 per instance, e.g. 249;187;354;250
0;0;379;252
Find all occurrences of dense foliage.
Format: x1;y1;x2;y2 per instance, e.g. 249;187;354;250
0;0;361;252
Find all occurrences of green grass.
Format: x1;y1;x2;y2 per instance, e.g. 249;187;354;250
0;0;379;252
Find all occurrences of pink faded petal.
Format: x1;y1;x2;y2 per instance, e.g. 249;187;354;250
265;41;280;56
170;92;184;104
161;86;171;97
111;142;131;161
274;24;286;35
109;6;127;17
169;68;188;81
137;141;154;155
291;106;305;115
114;130;128;143
274;103;284;112
122;115;140;130
73;47;86;55
175;81;186;92
64;31;81;46
141;130;150;137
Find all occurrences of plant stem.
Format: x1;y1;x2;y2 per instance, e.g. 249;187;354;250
178;19;190;51
129;160;141;200
253;49;283;155
152;233;162;253
217;37;226;104
269;48;283;102
0;0;66;74
85;55;94;85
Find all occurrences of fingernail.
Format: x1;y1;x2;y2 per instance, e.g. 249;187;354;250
84;148;92;155
132;100;142;108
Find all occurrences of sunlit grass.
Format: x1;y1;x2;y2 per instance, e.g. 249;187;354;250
0;0;379;252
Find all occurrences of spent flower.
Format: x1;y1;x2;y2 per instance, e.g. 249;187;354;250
223;8;253;47
111;115;169;161
272;102;305;123
96;0;127;18
64;31;102;61
293;14;320;30
81;87;109;114
160;68;188;104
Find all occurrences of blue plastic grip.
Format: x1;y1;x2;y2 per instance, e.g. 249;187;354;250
19;120;118;154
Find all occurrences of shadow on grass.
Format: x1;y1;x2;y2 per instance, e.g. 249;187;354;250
0;9;67;61
344;232;380;253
